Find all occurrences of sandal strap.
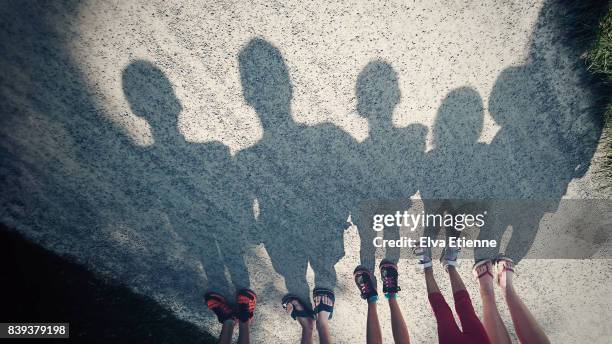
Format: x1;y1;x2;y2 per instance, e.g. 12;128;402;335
291;308;315;320
282;294;314;320
313;288;335;320
477;270;494;279
473;259;494;279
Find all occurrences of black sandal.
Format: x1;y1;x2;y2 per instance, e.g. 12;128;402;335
312;288;335;320
282;294;315;320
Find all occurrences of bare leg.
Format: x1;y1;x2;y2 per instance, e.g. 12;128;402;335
499;262;550;344
219;320;235;344
475;262;511;344
286;301;314;344
367;301;383;344
314;294;333;344
388;297;410;344
237;321;250;344
447;266;466;294
424;267;440;294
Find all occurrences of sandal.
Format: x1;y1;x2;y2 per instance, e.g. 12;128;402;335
313;288;335;320
472;259;494;280
204;292;235;323
282;294;315;321
494;254;515;286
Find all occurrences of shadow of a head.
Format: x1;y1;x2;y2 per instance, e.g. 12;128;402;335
433;87;484;149
356;60;400;123
488;65;541;127
238;38;293;129
122;60;182;140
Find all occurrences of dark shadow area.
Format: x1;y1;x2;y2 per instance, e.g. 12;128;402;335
0;224;216;344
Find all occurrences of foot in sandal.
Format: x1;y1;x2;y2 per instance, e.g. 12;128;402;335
379;259;401;297
473;259;494;282
204;292;235;323
313;288;335;321
282;294;315;330
495;255;515;289
236;288;257;323
354;265;379;302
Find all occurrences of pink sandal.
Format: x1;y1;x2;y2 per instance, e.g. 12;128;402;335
472;259;494;280
494;254;515;285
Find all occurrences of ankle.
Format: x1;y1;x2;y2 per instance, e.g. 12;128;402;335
301;322;315;332
479;282;495;297
385;292;398;300
316;317;329;329
478;275;495;289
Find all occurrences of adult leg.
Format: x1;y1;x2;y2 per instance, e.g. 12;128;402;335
498;259;550;344
474;261;511;344
380;260;409;344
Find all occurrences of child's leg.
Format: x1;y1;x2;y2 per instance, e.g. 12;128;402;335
283;297;314;344
237;321;250;344
447;266;491;344
219;320;235;344
498;259;550;344
354;266;383;344
367;301;383;344
236;289;257;344
313;290;334;344
425;267;462;344
474;261;511;344
380;259;410;344
388;297;410;344
316;315;332;344
204;292;236;344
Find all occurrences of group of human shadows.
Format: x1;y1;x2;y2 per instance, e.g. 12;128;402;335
120;37;592;305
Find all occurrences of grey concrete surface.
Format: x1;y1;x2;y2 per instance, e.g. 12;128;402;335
1;0;611;343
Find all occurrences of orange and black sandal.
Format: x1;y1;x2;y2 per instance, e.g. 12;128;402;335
204;292;235;323
236;288;257;322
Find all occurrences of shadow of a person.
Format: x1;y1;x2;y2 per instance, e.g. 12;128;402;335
235;38;356;305
476;64;582;262
420;87;489;249
353;60;427;272
122;60;251;293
